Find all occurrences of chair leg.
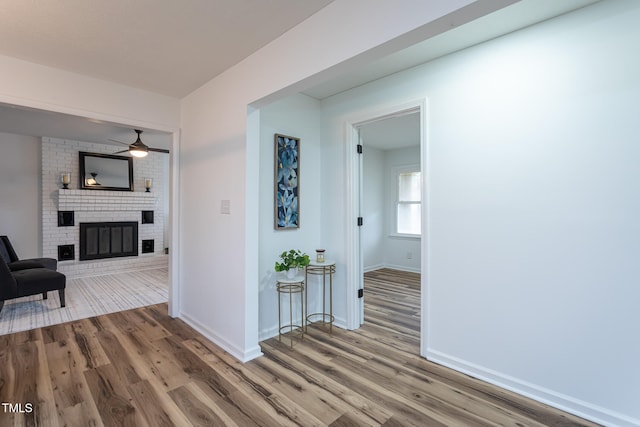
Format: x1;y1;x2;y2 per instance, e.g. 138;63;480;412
58;289;66;307
43;292;48;300
0;300;4;314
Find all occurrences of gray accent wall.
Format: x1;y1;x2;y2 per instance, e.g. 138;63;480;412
0;132;41;257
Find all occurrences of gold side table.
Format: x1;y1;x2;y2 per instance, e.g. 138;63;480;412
276;276;305;349
305;260;336;334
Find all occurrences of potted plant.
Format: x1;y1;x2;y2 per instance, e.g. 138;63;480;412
275;249;310;278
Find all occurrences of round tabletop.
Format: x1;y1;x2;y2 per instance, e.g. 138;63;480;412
308;260;335;267
276;275;305;284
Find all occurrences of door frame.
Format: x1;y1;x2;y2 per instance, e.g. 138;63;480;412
344;97;429;357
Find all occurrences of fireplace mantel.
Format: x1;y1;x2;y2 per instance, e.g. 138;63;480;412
57;189;156;211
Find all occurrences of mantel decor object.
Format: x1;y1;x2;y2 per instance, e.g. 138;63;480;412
60;172;71;189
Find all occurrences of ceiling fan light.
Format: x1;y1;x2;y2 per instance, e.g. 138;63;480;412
129;138;149;157
130;148;148;158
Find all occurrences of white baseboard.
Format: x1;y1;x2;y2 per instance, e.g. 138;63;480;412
259;325;279;342
180;311;263;363
427;349;639;427
363;263;384;273
333;316;347;330
365;264;421;274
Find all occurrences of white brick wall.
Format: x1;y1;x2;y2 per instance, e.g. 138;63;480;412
57;190;156;211
42;137;167;277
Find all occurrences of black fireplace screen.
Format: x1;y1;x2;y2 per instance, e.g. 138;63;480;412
80;222;138;260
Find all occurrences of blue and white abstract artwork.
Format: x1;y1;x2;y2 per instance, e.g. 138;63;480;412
275;134;300;229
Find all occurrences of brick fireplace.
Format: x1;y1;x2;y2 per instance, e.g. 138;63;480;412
41;137;168;277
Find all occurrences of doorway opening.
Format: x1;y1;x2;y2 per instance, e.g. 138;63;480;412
344;99;428;357
0;101;181;324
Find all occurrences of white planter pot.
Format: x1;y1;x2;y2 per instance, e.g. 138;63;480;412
286;268;298;279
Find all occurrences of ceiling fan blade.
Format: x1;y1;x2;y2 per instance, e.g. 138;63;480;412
148;147;170;154
109;130;169;155
108;138;130;146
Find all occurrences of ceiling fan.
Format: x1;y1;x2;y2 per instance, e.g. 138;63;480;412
109;129;169;158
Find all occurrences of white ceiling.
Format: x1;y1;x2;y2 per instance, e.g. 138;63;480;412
0;0;598;147
307;0;599;150
0;102;172;150
0;0;334;98
359;112;420;151
303;0;599;100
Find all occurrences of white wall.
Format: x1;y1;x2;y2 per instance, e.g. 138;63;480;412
179;0;498;362
362;145;422;273
258;94;322;339
319;1;640;425
0;132;41;257
0;56;179;131
362;146;385;271
383;146;421;272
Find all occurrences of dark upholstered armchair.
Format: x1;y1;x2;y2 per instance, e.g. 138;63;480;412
0;255;66;314
0;235;57;271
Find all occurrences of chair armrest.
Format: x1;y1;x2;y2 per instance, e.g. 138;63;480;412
8;261;50;271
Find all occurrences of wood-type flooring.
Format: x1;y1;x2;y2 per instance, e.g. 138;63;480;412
0;268;600;426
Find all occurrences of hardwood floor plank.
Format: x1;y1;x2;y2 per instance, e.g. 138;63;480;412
41;323;69;345
251;354;382;426
0;344;17;427
168;383;232;427
127;379;177;427
182;338;321;427
262;338;453;427
156;335;239;399
110;325;192;393
355;322;420;355
67;319;110;370
0;268;601;427
211;390;286;427
84;364;143;427
0;335;16;414
44;338;92;410
174;338;292;426
259;339;399;425
11;339;60;427
95;329;143;385
329;413;369;427
142;304;196;341
110;309;172;342
7;329;40;346
57;402;105;427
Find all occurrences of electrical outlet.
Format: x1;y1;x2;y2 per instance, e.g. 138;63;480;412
407;251;413;259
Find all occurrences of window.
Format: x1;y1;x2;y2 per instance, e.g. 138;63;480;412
396;169;421;235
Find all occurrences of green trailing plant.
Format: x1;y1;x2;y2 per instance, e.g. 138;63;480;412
274;249;310;272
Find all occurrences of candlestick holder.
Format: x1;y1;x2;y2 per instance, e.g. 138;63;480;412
60;172;71;189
